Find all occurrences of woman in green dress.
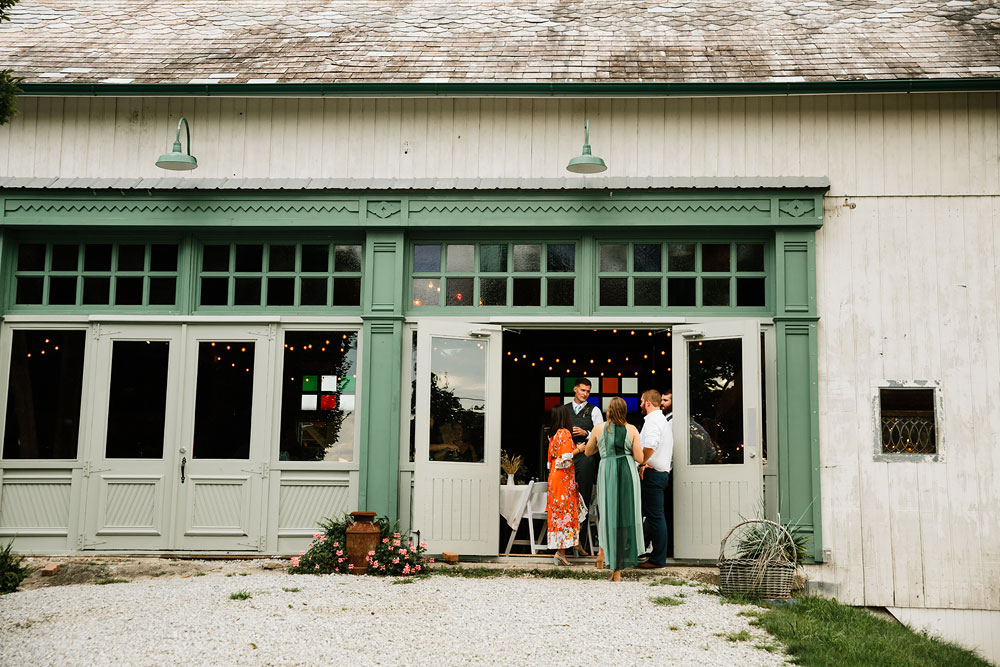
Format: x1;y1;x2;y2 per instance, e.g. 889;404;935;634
584;396;644;582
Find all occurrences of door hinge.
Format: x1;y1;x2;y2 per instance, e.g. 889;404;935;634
92;323;122;339
81;462;112;478
78;535;107;550
236;535;264;551
249;324;276;340
240;462;269;478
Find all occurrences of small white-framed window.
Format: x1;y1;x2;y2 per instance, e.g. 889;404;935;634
874;381;942;461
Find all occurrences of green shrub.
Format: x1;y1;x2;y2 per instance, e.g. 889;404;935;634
289;514;431;577
0;540;29;594
289;514;354;574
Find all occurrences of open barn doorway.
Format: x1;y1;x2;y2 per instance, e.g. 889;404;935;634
499;328;674;558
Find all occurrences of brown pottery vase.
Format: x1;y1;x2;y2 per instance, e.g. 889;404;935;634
346;511;380;574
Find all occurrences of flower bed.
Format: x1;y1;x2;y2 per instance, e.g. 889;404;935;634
289;514;432;576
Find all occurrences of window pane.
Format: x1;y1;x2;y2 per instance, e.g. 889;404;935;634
117;244;145;271
52;244;80;271
83;277;111;304
446;277;474;306
17;243;45;271
688;337;741;464
235;244;264;272
880;388;936;455
202;245;230;272
114;277;143;305
301;278;328;306
702;244;730;272
634;277;661;306
334;245;362;272
301;245;329;273
668;278;696;306
150;244;179;272
192;341;255;459
480;245;507;272
668;244;695;272
703;278;730;306
599;277;627;306
279;331;359;462
428;336;485;463
269;245;296;272
634;243;662;272
547;278;574;306
600;244;627;272
547;244;575;272
333;278;362;306
105;341;169;458
149;277;177;305
736;244;765;272
234;277;262;305
84;244;112;272
480;278;506;306
447;245;474;272
267;277;295;306
512;277;541;306
3;330;86;459
15;277;43;304
413;245;441;273
513;245;541;272
412;279;441;307
200;277;229;305
736;278;766;307
49;276;77;304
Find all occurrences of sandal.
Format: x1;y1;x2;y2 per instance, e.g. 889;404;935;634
553;554;573;567
595;548;604;570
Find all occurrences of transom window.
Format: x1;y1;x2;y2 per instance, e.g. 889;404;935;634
13;242;180;307
411;242;577;308
198;242;362;308
596;241;767;309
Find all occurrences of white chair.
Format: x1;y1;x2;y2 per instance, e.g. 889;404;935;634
504;480;549;554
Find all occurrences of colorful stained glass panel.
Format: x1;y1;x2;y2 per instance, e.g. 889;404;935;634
302;375;318;391
321;375;338;392
301;395;318;411
544;396;562;412
340;376;356;393
602;377;619;393
544;377;560;393
340;394;356;412
624;396;639;412
621;378;638;394
320;394;338;411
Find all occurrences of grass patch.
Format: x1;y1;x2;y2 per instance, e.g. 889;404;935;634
650;596;684;607
725;630;752;642
194;572;207;577
391;578;416;585
668;625;680;631
229;590;252;600
698;587;718;595
239;572;249;577
432;566;611;581
226;573;235;578
747;596;990;667
282;587;300;593
754;643;781;653
649;576;689;587
94;578;129;585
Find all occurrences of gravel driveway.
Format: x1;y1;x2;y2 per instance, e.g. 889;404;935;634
1;565;787;665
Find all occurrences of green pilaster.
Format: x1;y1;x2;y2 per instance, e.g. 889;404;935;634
773;228;823;561
357;226;405;520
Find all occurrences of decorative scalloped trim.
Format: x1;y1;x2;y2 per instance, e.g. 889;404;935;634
5;201;361;214
408;200;770;215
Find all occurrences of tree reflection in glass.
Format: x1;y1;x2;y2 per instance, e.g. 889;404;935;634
427;337;486;463
687;338;743;465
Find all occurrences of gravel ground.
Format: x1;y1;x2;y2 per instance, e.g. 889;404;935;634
0;565;788;666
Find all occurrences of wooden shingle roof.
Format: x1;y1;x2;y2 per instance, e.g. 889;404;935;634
1;0;998;85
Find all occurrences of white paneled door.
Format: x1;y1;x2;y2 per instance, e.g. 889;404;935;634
413;321;501;555
671;321;763;559
173;325;271;551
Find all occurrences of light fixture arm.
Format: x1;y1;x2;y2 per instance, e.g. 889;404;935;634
565;118;607;174
582;120;591;153
173;117;193;156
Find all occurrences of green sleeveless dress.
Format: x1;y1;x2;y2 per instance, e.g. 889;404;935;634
595;423;645;570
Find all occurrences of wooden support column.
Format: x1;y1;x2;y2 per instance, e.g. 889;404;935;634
358;227;405;520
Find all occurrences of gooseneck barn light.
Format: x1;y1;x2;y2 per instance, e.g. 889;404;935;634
565;120;607;174
155;117;198;171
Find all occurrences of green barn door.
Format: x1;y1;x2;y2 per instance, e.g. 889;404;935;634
82;324;181;550
173;325;271;551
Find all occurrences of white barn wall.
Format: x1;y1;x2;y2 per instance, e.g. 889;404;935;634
1;92;999;612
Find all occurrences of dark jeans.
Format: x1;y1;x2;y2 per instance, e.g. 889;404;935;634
641;469;670;566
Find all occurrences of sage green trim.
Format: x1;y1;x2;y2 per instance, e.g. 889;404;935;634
17;78;1000;98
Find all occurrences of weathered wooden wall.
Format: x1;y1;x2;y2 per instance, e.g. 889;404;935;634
1;92;998;613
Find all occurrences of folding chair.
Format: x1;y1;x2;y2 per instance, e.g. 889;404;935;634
504;480;549;554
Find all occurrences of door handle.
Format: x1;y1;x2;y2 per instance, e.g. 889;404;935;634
180;456;187;483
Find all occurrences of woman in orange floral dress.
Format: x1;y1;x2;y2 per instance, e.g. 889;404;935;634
546;406;584;566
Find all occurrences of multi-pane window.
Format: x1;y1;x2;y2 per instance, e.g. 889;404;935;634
411;242;576;308
13;242;179;307
596;241;767;309
198;242;362;308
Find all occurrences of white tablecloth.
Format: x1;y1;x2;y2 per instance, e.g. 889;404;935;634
499;482;589;531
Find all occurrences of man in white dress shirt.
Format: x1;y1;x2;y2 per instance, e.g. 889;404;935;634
638;389;672;569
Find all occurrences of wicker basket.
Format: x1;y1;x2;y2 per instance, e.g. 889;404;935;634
718;519;797;600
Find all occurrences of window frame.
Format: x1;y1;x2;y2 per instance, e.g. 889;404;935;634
873;381;944;463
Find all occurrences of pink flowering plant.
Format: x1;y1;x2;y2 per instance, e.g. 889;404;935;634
288;514;352;575
364;522;431;577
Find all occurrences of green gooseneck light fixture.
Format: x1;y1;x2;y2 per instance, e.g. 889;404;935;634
155;116;198;171
566;119;607;174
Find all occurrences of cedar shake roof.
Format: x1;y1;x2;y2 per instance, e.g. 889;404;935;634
1;0;998;85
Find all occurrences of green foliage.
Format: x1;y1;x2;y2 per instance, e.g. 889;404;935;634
649;576;689;587
735;520;811;563
289;514;430;577
364;518;430;576
282;587;300;593
748;596;990;667
229;590;252;600
650;596;684;607
0;540;29;594
289;514;353;575
724;630;752;642
94;578;129;585
0;0;21;126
